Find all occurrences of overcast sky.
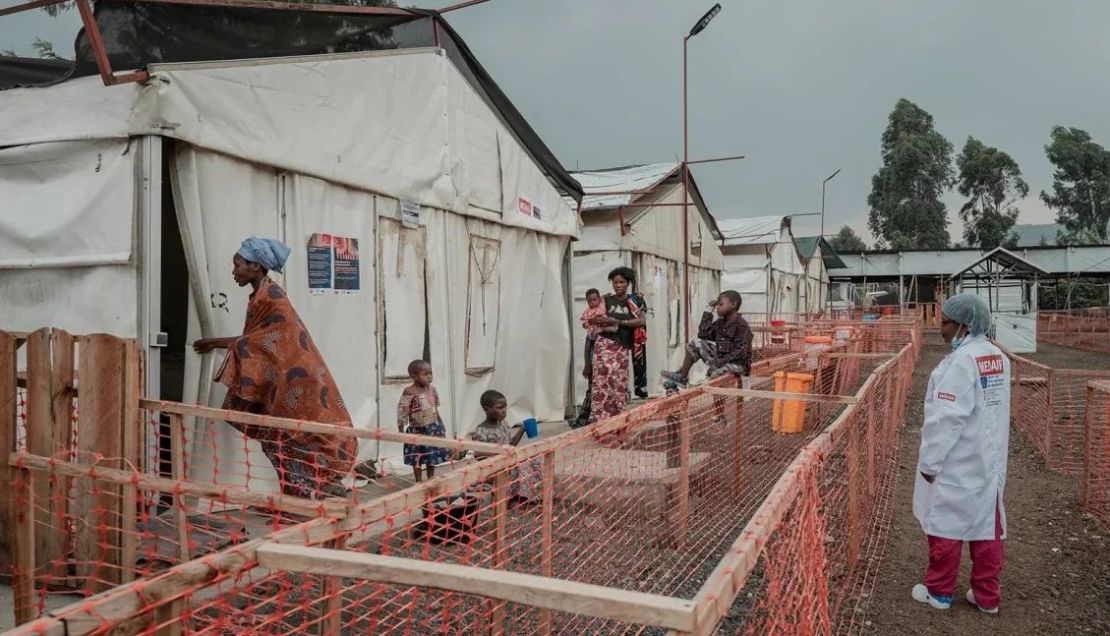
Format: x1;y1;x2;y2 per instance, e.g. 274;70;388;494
5;0;1110;242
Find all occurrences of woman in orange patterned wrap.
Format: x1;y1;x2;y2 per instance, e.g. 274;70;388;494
194;237;357;499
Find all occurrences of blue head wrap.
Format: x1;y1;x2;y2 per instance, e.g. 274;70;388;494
942;293;993;336
237;237;291;273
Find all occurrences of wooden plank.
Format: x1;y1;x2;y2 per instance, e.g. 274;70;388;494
489;470;510;636
702;387;859;404
539;450;555;636
119;341;141;583
26;329;68;578
675;417;691;550
826;352;894;359
0;331;18;580
11;452;350;518
75;335;128;592
316;536;345;636
13;467;36;624
141;399;510;455
254;543;699;632
169;414;190;563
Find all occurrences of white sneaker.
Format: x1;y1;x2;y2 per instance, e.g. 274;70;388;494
911;584;952;610
966;589;999;614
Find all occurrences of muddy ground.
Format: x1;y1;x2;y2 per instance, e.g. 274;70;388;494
863;341;1110;635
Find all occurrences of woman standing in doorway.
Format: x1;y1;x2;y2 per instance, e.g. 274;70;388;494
193;237;358;499
585;266;647;426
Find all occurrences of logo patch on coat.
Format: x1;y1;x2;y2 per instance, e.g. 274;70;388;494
975;355;1004;376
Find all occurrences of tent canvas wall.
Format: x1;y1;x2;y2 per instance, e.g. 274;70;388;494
0;49;581;484
719;215;805;322
569;164;723;399
793;236;845;316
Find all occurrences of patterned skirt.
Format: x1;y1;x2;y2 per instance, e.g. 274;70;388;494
589;337;630;424
404;419;452;467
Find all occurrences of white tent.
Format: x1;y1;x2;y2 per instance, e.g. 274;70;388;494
0;49;581;481
718;215;806;322
569;163;723;398
948;247;1046;353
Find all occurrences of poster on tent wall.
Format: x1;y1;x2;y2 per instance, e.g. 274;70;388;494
333;237;360;293
307;233;334;294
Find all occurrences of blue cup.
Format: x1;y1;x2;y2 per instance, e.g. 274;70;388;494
523;417;539;439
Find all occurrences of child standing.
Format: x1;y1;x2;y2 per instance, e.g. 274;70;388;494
576;289;615;428
661;290;754;386
467;390;543;503
398;360;451;482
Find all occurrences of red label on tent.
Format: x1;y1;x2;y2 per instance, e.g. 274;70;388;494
975;355;1004;376
517;196;534;217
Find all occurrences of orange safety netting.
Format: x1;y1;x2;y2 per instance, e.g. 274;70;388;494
1082;381;1110;529
1039;309;1110;354
2;320;919;636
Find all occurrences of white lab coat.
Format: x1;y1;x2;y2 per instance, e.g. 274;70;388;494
912;335;1010;541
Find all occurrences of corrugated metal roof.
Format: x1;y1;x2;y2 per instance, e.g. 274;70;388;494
718;215;787;246
570;163;680;210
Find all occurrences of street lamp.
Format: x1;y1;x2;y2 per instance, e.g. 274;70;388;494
682;3;722;342
820;168;841;238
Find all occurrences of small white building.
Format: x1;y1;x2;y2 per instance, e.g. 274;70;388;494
948;247;1047;353
718;215;807;322
569;163;724;397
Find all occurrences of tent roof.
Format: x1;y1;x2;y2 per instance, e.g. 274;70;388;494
717;215;788;246
794;236;846;269
0;1;582;201
950;247;1049;280
570;162;721;239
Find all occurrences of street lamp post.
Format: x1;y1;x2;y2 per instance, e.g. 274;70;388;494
682;3;722;343
820;168;841;239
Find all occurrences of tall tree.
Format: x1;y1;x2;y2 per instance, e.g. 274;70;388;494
955;137;1027;249
867;99;954;250
829;225;868;252
1041;126;1110;244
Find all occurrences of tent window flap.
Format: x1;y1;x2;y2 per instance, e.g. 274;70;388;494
465;234;501;373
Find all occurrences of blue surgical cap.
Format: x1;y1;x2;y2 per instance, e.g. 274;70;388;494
237;237;291;273
942;293;993;336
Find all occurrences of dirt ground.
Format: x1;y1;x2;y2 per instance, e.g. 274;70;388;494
1025;341;1110;370
864;341;1110;635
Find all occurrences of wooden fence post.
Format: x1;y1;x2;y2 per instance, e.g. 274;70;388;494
732;394;745;503
13;467;36;624
0;331;17;581
74;334;130;592
489;471;510;636
25;328;75;586
539;450;555;636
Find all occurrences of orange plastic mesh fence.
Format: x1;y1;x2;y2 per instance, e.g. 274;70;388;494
3;321;919;635
1081;382;1110;530
1039;310;1110;354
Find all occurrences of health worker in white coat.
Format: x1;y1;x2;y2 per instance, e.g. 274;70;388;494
911;293;1010;615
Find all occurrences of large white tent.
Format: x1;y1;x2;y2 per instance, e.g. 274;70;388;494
569;163;723;397
718;215;806;322
0;48;581;481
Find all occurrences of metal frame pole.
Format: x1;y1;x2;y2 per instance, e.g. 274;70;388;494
682;34;691;343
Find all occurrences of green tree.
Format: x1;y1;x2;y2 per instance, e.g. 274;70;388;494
828;225;868;252
867;99;954;250
955;137;1027;249
1041;126;1110;244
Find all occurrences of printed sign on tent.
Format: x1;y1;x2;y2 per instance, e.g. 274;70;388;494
401;200;421;229
307;233;333;294
333;236;361;293
517;195;534;218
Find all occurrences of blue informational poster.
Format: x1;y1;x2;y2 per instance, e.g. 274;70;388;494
307;233;333;294
333;236;360;293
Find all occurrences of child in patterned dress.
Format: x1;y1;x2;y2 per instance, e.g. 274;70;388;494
398;360;451;482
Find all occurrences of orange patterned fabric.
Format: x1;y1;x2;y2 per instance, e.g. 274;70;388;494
216;276;357;475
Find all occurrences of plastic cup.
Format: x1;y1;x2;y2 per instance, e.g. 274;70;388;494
523;417;539;439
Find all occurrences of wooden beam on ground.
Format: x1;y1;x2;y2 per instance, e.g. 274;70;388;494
702;387;859;405
141;399;510;455
254;543;699;632
10;452;350;518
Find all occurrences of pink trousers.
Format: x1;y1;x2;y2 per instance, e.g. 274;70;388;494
924;503;1004;609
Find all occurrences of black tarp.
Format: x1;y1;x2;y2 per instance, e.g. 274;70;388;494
0;1;582;199
0;56;70;87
